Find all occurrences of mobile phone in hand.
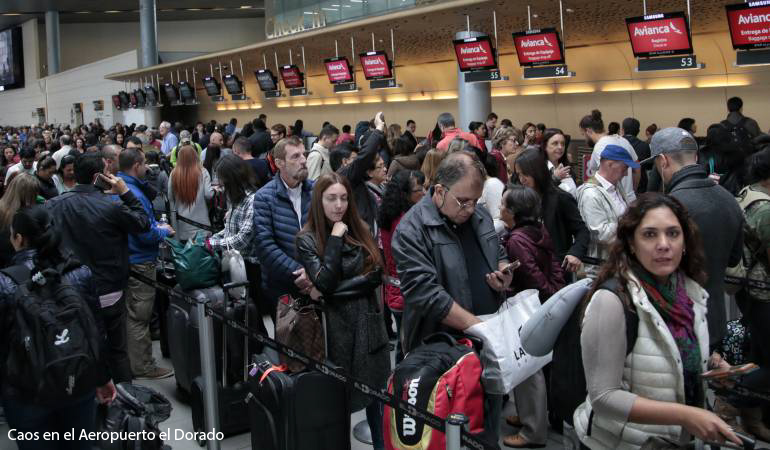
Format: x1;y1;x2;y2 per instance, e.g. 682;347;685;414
701;363;758;380
93;174;111;191
501;260;521;274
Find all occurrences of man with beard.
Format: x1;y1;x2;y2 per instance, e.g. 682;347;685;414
253;135;315;319
580;109;640;203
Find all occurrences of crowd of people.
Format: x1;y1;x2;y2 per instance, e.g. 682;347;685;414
0;95;769;450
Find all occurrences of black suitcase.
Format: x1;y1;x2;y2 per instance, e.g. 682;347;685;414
247;353;351;450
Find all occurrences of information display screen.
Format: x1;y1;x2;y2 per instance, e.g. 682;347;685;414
178;81;195;101
254;69;278;91
223;74;243;95
626;12;693;57
144;85;158;104
512;28;565;66
118;91;130;109
112;95;122;110
359;51;393;80
0;26;24;91
324;57;354;84
453;36;497;72
279;65;304;89
726;2;770;49
133;89;146;107
163;83;179;102
202;76;221;96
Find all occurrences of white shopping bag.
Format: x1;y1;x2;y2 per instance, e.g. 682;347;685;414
465;289;552;394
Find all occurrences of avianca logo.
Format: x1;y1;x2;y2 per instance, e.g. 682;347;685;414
738;13;770;24
327;63;345;71
521;36;553;48
364;58;383;66
460;44;487;54
634;21;684;36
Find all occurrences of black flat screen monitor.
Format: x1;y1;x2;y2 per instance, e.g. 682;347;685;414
133;89;146;107
255;69;278;91
626;12;693;57
223;74;243;95
202;76;221;96
359;51;393;80
178;81;195;101
144;85;158;104
0;26;24;91
163;83;179;102
118;91;130;109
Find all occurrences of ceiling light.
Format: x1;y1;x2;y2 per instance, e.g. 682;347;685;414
303;11;315;14
331;4;341;6
104;10;120;13
3;13;21;16
343;4;351;7
565;8;574;13
186;8;202;11
322;7;339;11
74;11;91;13
240;5;253;8
532;13;539;18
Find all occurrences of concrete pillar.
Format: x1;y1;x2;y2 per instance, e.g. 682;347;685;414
139;0;158;68
455;31;491;133
45;11;61;75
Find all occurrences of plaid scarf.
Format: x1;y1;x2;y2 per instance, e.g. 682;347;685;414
636;268;703;406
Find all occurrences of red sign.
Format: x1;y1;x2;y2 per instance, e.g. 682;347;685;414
512;29;565;66
360;52;392;80
279;66;303;88
726;3;770;49
324;57;353;83
452;37;497;72
626;13;693;57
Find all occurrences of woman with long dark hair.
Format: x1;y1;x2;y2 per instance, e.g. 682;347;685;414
540;128;576;197
296;172;390;450
168;145;213;241
575;193;741;449
378;170;425;363
698;124;747;195
512;148;588;274
53;154;77;194
386;137;421;179
0;206;115;449
202;143;222;185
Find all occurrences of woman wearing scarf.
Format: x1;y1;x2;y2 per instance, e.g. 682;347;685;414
574;193;742;449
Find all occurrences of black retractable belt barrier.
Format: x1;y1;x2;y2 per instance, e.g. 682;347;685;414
174;214;221;233
579;256;770;291
130;270;497;450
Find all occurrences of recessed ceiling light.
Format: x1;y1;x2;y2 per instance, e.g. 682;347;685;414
566;8;574;13
240;5;253;8
322;7;339;11
104;10;120;13
3;13;21;16
187;8;201;11
303;11;315;14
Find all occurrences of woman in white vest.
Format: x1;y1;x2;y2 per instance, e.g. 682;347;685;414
574;193;742;449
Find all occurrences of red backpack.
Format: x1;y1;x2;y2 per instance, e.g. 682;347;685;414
384;333;484;450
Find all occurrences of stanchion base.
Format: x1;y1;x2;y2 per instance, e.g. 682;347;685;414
353;419;373;444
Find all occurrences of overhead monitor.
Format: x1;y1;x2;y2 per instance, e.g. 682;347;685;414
178;81;195;101
118;91;130;109
254;69;278;91
163;82;179;102
133;89;146;107
222;74;243;95
0;26;24;91
202;76;221;96
111;95;122;110
512;28;566;67
626;12;693;57
452;35;497;72
144;85;158;104
726;2;770;50
324;57;354;84
129;92;138;108
279;65;304;89
359;51;393;80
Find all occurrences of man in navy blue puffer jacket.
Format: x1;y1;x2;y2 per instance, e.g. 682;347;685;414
254;135;314;318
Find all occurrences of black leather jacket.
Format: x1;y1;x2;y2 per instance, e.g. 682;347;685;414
46;184;150;296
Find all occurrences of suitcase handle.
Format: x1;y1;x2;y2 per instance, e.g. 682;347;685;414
223;280;250;291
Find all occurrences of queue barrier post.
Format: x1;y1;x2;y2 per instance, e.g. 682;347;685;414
445;413;469;450
195;295;221;450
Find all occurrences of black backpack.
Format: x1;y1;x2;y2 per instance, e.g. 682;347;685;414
721;117;755;154
549;278;639;426
1;262;102;403
95;383;172;450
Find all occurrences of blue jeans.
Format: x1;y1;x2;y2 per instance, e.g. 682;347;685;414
3;391;96;450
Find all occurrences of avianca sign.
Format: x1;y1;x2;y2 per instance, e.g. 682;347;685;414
626;14;693;57
452;37;497;71
727;3;770;49
360;52;393;80
512;29;564;66
279;66;304;88
324;58;353;83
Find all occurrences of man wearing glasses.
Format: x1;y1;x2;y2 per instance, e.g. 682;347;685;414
392;151;513;442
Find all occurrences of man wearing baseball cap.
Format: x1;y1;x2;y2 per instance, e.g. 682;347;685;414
169;129;202;167
576;144;639;278
647;127;744;349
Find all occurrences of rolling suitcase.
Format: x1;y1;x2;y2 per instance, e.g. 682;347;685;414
155;266;175;358
190;292;254;444
246;353;351;450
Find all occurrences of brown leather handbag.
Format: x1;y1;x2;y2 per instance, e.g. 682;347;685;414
275;294;325;373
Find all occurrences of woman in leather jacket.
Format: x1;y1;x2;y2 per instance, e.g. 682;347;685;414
0;206;115;449
295;172;390;450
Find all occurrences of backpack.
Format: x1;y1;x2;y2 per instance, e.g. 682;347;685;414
726;186;770;299
1;261;102;403
95;383;172;450
384;332;484;450
721;117;755;154
549;278;638;426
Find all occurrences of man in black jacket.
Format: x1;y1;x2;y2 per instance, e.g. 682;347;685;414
647;127;744;348
622;117;652;193
248;118;272;157
47;153;150;383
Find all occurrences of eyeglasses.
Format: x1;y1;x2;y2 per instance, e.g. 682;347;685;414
445;189;478;210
